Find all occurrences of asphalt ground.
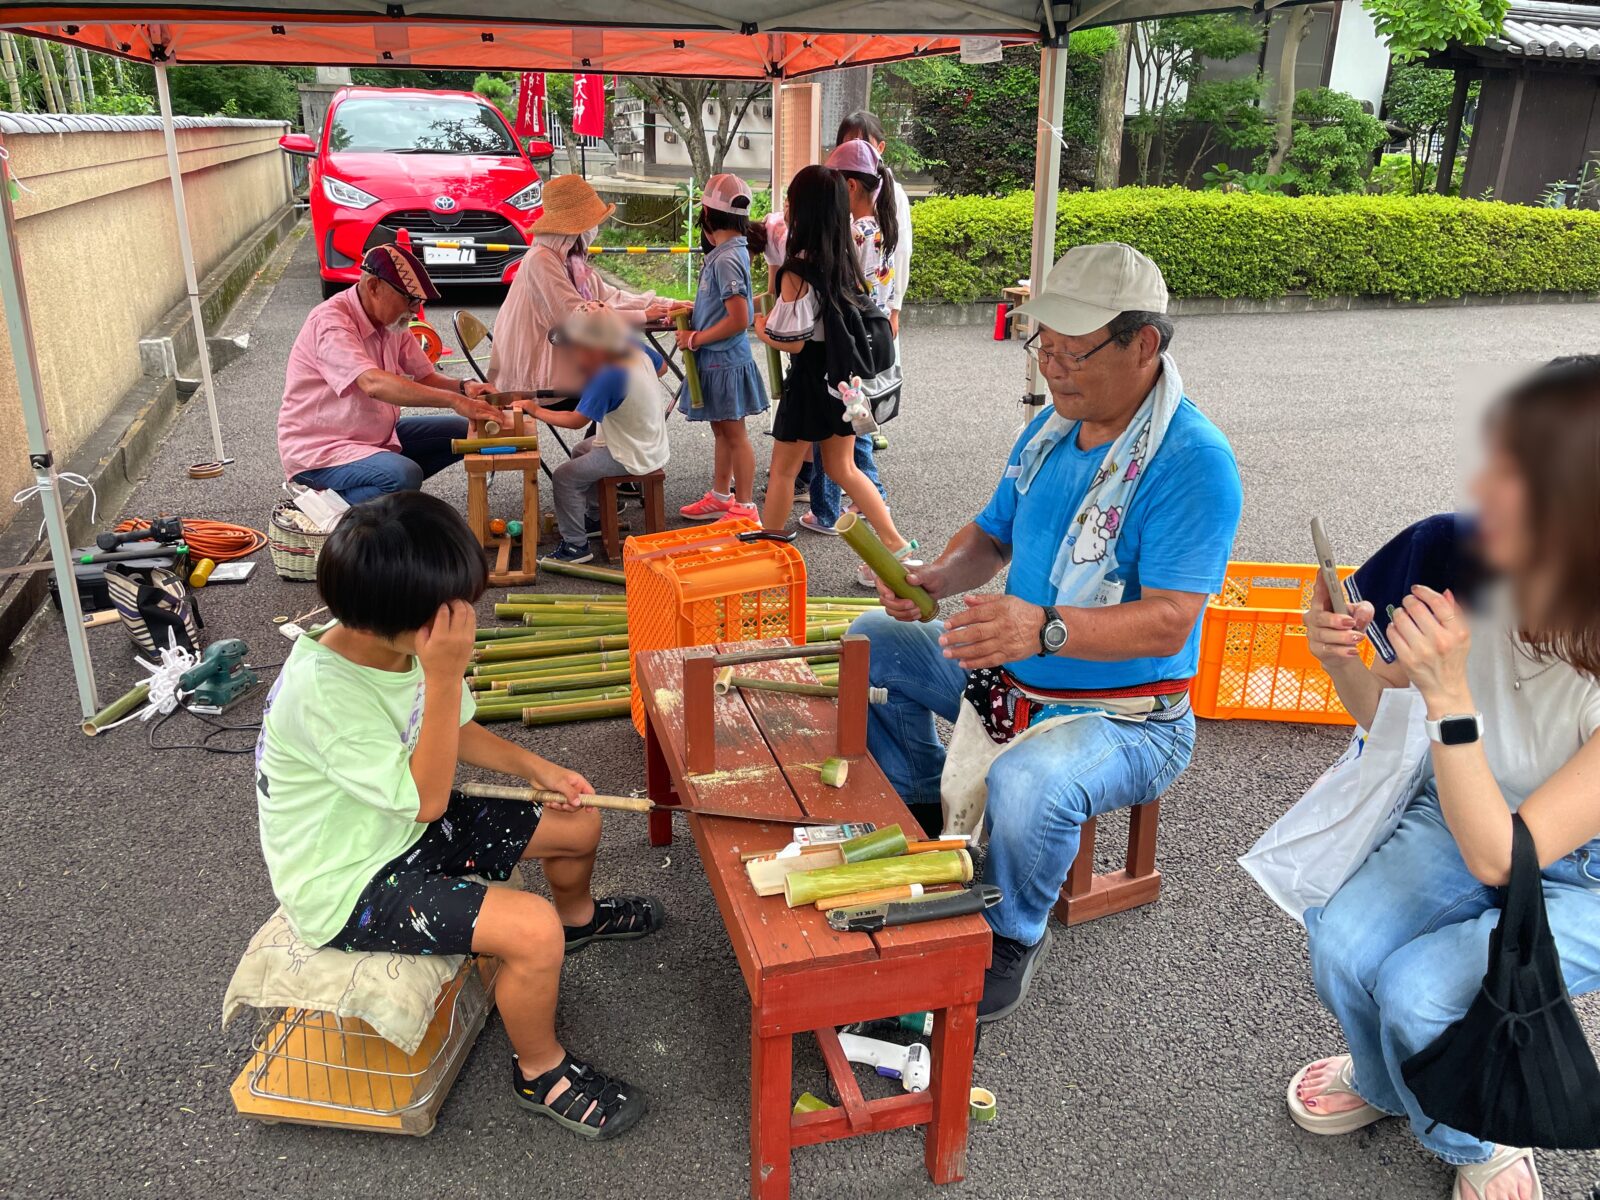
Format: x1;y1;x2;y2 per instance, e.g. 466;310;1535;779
2;232;1597;1199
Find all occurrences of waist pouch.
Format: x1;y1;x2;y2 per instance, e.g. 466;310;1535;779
961;666;1191;747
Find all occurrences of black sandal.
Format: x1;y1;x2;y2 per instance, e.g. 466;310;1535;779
563;894;665;951
512;1054;646;1140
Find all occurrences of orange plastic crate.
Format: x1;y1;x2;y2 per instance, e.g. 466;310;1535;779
622;520;807;732
1191;561;1372;725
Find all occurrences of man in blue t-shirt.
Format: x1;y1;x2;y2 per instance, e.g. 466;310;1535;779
852;243;1243;1023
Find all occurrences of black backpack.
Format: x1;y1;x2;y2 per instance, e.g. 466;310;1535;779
787;259;902;426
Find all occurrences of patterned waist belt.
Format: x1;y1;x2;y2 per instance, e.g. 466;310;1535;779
962;667;1192;746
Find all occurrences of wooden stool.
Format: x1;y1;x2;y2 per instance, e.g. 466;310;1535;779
1052;799;1161;926
463;410;539;586
595;470;666;561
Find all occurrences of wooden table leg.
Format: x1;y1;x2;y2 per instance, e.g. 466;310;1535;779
644;715;675;848
923;1001;977;1185
751;1019;793;1200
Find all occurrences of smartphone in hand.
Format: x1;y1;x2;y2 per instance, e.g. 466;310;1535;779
1310;517;1397;664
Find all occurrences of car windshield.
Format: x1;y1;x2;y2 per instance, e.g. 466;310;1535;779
328;97;518;155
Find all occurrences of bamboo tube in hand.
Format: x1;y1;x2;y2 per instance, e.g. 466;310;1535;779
756;294;784;401
835;513;936;622
784;849;973;907
459;781;652;812
675;311;705;409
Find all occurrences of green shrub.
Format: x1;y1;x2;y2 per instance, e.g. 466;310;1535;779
906;188;1600;304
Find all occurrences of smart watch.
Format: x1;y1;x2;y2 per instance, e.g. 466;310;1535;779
1038;606;1068;656
1425;712;1484;746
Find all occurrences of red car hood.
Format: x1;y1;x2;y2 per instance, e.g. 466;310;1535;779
323;152;535;208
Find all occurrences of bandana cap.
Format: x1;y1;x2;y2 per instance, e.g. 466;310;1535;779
361;243;441;302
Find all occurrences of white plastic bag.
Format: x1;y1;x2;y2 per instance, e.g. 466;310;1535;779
1239;687;1431;924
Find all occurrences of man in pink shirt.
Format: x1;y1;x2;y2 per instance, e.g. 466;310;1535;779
279;244;500;503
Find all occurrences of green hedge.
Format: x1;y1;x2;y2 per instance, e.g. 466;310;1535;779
906;188;1600;304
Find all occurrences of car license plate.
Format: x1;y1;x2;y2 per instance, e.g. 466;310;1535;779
423;246;476;265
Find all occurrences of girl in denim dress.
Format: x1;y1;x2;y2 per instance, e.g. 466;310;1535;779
675;173;770;523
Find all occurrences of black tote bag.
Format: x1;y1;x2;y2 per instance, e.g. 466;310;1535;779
1401;814;1600;1150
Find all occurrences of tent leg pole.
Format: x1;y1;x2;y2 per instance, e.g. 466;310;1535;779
1023;40;1069;413
0;147;99;719
155;62;226;465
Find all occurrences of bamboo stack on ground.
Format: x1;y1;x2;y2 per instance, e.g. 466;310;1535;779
538;560;625;586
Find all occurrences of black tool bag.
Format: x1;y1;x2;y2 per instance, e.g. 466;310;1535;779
104;563;204;660
787;258;902;425
1401;814;1600;1150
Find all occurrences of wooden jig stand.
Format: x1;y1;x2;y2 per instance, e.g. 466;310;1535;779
463;409;539;586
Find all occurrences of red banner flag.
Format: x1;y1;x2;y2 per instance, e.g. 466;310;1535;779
514;72;546;139
571;73;606;138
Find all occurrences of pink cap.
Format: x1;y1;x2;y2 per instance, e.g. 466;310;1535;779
702;173;754;215
825;139;882;178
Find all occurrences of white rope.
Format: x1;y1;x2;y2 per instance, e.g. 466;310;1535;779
92;634;199;733
12;472;96;542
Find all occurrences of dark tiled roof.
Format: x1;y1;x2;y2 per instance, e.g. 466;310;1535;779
1490;1;1600;58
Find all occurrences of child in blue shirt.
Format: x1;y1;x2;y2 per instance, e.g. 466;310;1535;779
675;173;770;524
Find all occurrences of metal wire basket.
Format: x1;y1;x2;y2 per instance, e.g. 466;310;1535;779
240;957;497;1133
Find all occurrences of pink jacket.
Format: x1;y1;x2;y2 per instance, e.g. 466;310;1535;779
488;236;655;396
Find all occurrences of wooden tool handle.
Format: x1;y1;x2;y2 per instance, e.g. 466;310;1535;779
905;838;972;854
458;782;653;813
815;884;921;912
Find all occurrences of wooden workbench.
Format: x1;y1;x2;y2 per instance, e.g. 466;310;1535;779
636;639;991;1200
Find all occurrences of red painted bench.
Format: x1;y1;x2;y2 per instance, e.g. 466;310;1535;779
636;636;991;1200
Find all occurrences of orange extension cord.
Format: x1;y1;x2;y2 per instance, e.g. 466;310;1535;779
114;517;267;562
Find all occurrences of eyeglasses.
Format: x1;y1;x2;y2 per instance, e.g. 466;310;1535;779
1024;330;1118;370
368;270;424;311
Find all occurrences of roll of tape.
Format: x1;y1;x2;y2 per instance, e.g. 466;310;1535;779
969;1086;996;1123
188;460;226;479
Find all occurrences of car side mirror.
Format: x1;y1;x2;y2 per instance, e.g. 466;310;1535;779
278;133;317;157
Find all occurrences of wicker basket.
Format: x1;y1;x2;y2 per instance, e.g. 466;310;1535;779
269;499;329;581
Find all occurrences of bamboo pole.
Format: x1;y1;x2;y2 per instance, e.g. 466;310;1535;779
30;40;62;113
784;850;974;907
521;613;629;629
504;593;619;604
493;603;624;620
78;48;95;106
806;596;883;606
523;698;631;725
81;681;150;736
474;686;629;718
469;650;630;679
538;560;625;586
449;435;541;453
500;668;631;695
61;41;84;110
756;294;783;401
675;311;704;409
0;36;24;112
835;513;936;621
474;633;629;663
728;677;839;699
460;781;653;813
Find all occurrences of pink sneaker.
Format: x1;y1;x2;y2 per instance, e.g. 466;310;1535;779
717;501;760;523
680;491;733;520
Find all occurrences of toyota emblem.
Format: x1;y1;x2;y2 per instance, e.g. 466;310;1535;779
433;195;457;211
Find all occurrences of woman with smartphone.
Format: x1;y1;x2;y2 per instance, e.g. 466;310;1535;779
1289;355;1600;1200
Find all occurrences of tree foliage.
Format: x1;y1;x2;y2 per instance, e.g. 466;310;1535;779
1127;15;1265;186
625;78;766;182
1266;87;1386;195
878;34;1112;196
1362;0;1511;60
1383;64;1478;194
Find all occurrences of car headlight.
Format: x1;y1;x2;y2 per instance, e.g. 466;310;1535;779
506;181;543;211
322;176;379;210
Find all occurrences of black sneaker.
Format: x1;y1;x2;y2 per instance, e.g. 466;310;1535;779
585;515;605;541
977;927;1052;1024
564;894;665;952
543;540;594;565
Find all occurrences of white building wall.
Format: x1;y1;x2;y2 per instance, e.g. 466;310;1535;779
1327;2;1391;111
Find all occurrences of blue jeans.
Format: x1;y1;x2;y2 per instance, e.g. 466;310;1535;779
851;608;1196;945
1305;786;1600;1165
292;414;469;504
802;436;885;527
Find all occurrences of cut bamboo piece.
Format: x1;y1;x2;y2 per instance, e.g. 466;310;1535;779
818;756;851;788
745;846;846;896
538;560;626;586
783;849;973;907
733;676;838;699
82;681;151;736
675;311;704;409
714;666;734;696
835;513;936;621
840;823;905;862
459;782;653;813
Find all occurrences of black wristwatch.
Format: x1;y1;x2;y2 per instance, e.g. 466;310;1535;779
1038;605;1068;656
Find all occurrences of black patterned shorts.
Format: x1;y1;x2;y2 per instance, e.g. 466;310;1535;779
329;790;542;956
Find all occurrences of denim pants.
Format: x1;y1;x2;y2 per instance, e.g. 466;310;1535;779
1305;785;1600;1165
851;608;1196;946
292;414;468;504
551;436;627;545
799;436;886;526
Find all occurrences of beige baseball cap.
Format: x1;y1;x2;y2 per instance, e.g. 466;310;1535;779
1013;242;1168;337
561;302;632;356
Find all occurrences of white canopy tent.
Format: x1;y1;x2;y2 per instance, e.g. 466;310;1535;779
1;0;1316;721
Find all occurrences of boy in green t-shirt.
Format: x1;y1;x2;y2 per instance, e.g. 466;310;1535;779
255;492;661;1140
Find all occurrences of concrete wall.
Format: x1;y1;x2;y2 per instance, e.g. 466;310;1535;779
0;114;292;532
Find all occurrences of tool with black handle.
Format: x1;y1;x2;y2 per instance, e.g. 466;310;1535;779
827;884;1002;932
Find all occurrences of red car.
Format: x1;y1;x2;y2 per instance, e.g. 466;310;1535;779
280;85;545;297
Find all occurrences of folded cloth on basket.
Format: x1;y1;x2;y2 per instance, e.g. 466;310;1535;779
222;907;464;1055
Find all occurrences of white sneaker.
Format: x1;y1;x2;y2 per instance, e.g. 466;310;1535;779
857;541;920;589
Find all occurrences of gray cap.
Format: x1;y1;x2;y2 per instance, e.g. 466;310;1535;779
1013;242;1168;337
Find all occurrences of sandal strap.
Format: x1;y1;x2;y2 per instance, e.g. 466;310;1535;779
533;1054;632;1129
1456;1145;1535;1200
592;895;657;936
